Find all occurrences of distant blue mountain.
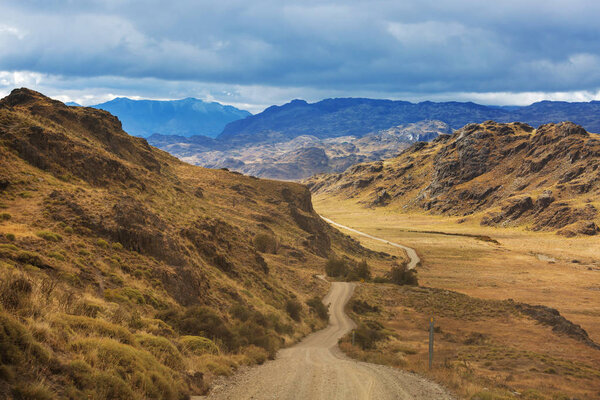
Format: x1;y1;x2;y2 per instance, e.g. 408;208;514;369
218;97;600;145
90;97;251;138
65;101;82;107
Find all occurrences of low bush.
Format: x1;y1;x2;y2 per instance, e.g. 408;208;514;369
16;251;49;269
51;314;135;344
179;335;220;355
5;233;15;241
285;299;302;322
36;231;62;242
96;239;109;249
353;321;386;350
0;213;11;221
356;260;371;280
11;383;55;400
47;251;65;261
135;334;184;370
389;264;418;286
235;319;281;358
325;256;349;277
0;276;32;310
243;345;269;364
306;296;329;321
111;242;123;250
253;233;279;254
0;311;52;372
159;306;237;351
350;299;380;314
71;337;187;400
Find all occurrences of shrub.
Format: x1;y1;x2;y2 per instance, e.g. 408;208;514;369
0;213;11;221
64;226;74;234
355;260;371;281
159;306;237;351
347;260;371;281
389;264;418;286
235;320;280;358
111;242;123;250
230;304;253;322
350;299;380;314
285;299;302;321
52;314;135;344
253;233;279;254
306;296;329;321
47;251;65;261
5;233;15;241
179;335;220;355
0;311;51;368
11;383;55;400
96;239;109;249
135;334;184;370
243;345;269;364
36;231;62;242
353;321;385;350
325;256;349;277
0;276;32;310
71;338;187;400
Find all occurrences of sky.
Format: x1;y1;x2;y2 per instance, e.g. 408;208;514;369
1;0;600;113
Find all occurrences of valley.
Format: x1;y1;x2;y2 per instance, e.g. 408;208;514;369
314;196;600;399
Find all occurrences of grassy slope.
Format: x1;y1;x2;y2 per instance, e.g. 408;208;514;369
0;89;390;399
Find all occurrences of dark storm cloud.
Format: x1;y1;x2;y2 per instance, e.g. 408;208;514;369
1;0;600;106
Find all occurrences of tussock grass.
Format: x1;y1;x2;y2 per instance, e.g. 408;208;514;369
180;335;220;355
36;231;62;242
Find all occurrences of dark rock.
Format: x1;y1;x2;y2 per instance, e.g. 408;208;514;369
534;190;555;210
557;221;600;237
516;302;600;349
371;190;391;206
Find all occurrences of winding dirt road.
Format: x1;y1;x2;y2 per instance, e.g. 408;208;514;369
200;282;452;400
320;216;421;269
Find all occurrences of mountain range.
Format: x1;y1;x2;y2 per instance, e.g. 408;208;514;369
84;97;251;138
217;98;600;145
139;97;600;180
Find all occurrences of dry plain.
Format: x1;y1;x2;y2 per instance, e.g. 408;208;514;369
315;195;600;399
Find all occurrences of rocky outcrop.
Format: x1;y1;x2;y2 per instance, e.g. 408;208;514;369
306;121;600;235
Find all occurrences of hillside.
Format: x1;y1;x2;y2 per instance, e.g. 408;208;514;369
90;97;251;138
306;121;600;236
218;98;600;146
0;88;388;399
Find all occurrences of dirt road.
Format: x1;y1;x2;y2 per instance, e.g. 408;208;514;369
199;282;452;400
320;216;421;269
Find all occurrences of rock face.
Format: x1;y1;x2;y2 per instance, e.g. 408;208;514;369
306;121;600;235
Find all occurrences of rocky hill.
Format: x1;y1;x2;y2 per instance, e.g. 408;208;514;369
306;121;600;236
218;98;600;146
90;97;251;138
149;120;451;180
0;88;385;399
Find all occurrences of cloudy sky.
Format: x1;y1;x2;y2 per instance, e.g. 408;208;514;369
1;0;600;112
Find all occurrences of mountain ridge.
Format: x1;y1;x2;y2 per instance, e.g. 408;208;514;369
305;120;600;236
218;97;600;146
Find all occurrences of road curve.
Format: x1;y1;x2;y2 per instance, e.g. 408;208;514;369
320;216;421;269
199;282;452;400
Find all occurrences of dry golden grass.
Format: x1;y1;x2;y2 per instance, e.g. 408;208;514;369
316;195;600;399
